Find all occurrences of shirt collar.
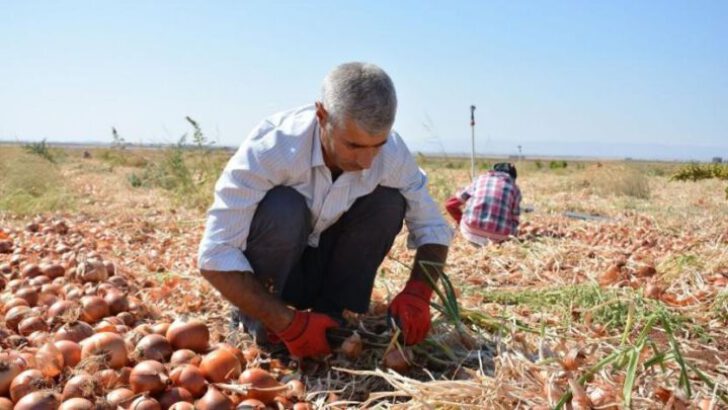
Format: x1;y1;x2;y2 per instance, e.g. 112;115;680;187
311;120;326;168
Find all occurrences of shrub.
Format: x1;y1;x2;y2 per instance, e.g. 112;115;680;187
23;139;55;163
549;160;568;169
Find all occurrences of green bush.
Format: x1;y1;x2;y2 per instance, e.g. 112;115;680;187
23;139;55;163
549;160;568;169
671;163;728;181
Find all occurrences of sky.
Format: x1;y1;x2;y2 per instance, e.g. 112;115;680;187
1;1;727;161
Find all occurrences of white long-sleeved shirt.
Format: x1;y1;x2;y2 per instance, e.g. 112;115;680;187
197;105;452;273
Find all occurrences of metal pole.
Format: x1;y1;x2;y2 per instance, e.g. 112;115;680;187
470;105;476;180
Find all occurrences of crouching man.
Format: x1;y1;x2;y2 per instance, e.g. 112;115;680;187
198;62;452;358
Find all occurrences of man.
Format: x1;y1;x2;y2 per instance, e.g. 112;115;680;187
445;163;521;246
198;62;452;358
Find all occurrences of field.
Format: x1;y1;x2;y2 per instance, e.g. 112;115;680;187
1;144;727;409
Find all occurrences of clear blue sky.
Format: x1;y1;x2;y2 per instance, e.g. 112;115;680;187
1;1;727;160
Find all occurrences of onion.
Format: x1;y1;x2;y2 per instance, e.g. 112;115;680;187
61;374;100;400
0;397;12;410
130;395;162;410
200;349;241;383
5;305;32;331
40;263;65;279
96;369;120;390
54;340;82;367
152;322;171;335
130;360;168;395
382;348;412;373
170;349;201;368
20;264;41;278
28;331;52;347
10;369;49;402
55;321;94;343
118;366;132;385
134;334;174;362
59;397;94;410
237;399;265;409
241;346;260;364
47;300;79;320
106;388;134;407
166;318;209;352
13;390;61;410
103;290;129;315
238;368;281;404
29;275;51;287
292;402;314;410
212;343;246;367
340;332;363;359
76;259;108;283
80;295;110;323
169;403;195;410
285;379;305;400
18;316;49;336
170;364;207;398
0;357;22;396
158;387;194;410
117;312;135;326
35;342;64;377
16;287;39;307
196;386;232;410
80;332;128;369
3;297;29;311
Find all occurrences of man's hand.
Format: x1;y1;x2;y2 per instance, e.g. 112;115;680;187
276;310;339;358
388;280;433;345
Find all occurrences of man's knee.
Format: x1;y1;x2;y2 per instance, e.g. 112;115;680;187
248;186;309;248
363;186;406;228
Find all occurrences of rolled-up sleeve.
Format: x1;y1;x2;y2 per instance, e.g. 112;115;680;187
197;129;280;272
383;135;453;249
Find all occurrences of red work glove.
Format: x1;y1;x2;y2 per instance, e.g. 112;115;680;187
276;310;338;358
388;280;433;345
445;196;463;224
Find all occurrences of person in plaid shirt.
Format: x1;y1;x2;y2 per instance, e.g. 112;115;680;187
445;163;521;245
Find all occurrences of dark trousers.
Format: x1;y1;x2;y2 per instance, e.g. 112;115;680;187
234;185;406;341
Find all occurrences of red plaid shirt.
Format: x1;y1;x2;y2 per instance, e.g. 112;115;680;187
445;171;521;243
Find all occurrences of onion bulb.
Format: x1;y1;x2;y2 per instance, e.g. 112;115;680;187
238;368;282;404
130;395;162;410
130;360;168;395
134;334;173;362
382;348;412;373
35;342;64;377
80;332;128;369
13;390;61;410
59;397;94;410
106;387;134;407
169;364;207;398
61;374;100;401
169;349;201;368
195;386;232;410
0;357;22;396
199;348;241;383
54;340;82;368
158;387;193;410
10;369;49;402
166;318;209;352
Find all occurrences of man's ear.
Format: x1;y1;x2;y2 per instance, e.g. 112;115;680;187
315;102;327;126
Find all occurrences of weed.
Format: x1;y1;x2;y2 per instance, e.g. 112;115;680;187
23;139;55;163
549;160;568;169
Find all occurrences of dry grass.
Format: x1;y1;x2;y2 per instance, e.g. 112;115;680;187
1;147;726;409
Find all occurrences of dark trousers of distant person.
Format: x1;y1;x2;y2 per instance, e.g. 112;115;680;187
231;185;406;343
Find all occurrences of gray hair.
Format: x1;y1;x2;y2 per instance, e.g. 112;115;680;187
321;62;397;135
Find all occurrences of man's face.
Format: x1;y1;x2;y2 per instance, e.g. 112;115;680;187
316;102;389;172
